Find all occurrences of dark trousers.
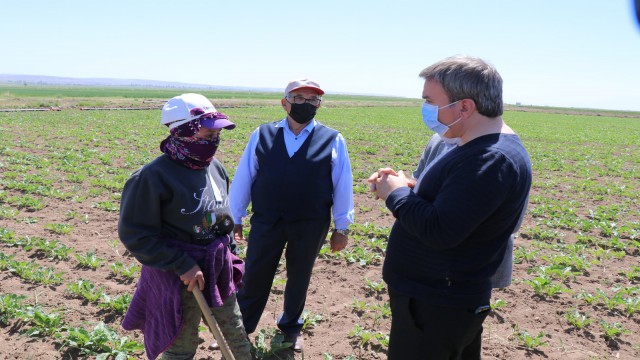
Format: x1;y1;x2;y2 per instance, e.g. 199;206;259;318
388;288;490;360
237;217;329;335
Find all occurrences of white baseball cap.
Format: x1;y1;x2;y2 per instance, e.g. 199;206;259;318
161;93;235;130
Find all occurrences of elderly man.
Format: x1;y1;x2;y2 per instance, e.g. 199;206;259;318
369;56;532;359
229;78;354;351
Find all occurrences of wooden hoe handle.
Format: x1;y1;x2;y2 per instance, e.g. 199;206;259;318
192;287;236;360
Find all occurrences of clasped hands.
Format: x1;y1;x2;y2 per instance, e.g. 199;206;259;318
367;167;415;201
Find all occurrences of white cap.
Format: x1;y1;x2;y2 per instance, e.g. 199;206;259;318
160;93;234;130
284;78;324;97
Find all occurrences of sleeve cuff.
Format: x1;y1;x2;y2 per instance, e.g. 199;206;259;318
385;187;412;214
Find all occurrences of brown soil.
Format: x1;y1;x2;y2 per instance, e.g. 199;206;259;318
1;105;639;359
1;179;639;359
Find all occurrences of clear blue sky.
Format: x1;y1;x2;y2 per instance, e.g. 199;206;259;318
2;0;639;111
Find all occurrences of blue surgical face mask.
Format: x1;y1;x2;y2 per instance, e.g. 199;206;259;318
421;101;462;138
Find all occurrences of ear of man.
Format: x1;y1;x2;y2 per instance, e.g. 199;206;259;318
459;98;477;118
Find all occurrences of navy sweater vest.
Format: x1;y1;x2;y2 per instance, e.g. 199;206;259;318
251;122;337;223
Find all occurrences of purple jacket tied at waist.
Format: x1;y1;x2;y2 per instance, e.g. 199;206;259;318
122;235;244;360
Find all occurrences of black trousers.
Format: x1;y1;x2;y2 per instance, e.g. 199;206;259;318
388;288;490;360
237;216;329;335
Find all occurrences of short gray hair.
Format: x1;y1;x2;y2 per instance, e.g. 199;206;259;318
419;55;503;117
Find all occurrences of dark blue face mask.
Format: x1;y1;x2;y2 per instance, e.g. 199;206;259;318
289;103;318;124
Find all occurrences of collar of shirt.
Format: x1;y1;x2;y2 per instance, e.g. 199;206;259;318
276;118;317;157
276;118;316;135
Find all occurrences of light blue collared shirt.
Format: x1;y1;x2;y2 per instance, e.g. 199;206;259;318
229;118;355;229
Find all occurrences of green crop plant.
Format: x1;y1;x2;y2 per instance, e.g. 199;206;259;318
57;322;143;359
564;309;592;329
44;223;74;235
0;252;15;270
364;278;386;297
596;288;626;312
7;259;64;285
249;328;292;359
66;173;86;183
542;253;590;273
623;297;640;317
370;302;391;318
352;298;368;315
0;293;27;325
21;307;65;337
513;246;539;264
368;303;391;326
348;324;388;350
5;235;36;251
49;243;73;261
521;226;562;242
349;324;374;348
599;321;629;341
317;243;339;259
109;262;140;281
589;247;626;261
524;272;567;297
0;227;15;242
341;246;381;266
29;267;65;285
75;251;104;270
66;280;105;303
0;206;19;220
99;293;132;314
536;264;580;282
490;299;508;311
64;210;81;220
92;201;119;212
89;177;122;191
31;237;58;252
301;310;324;331
601;236;629;252
512;325;547;350
620;266;640;281
6;195;46;211
374;332;389;349
576;290;598;305
30;237;73;260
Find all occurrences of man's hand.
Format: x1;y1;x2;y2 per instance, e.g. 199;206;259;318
330;230;348;252
367;168;410;200
180;264;205;292
234;224;244;242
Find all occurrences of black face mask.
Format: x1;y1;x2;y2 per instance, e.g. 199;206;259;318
289;103;318;124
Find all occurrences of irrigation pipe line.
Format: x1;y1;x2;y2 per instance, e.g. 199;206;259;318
192;287;236;360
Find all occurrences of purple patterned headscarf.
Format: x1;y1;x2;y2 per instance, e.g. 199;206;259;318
160;110;220;170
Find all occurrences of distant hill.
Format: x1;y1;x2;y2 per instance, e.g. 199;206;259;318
0;74;281;93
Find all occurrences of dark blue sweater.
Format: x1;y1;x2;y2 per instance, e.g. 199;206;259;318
383;133;532;307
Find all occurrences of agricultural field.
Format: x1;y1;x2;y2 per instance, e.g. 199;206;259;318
1;89;639;359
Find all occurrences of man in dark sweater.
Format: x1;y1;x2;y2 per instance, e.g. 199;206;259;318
368;56;532;360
